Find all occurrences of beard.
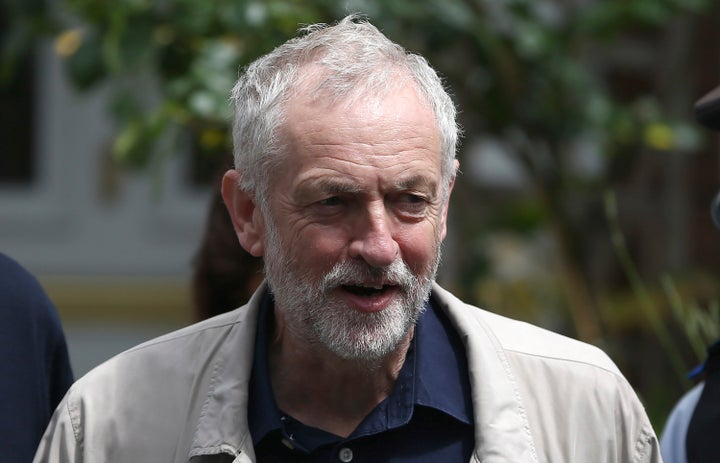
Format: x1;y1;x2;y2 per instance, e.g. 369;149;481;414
262;215;441;363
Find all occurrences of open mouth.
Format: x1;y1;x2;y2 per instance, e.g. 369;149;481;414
342;284;393;297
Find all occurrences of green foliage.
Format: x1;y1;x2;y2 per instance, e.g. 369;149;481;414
32;0;711;175
48;0;340;167
606;190;720;386
663;276;720;361
605;190;690;386
0;0;57;82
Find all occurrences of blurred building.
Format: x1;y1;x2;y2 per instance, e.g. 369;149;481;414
1;43;210;375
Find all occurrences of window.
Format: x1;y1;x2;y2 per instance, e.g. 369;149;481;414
0;9;36;185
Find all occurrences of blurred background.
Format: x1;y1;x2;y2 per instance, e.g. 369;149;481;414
2;0;719;431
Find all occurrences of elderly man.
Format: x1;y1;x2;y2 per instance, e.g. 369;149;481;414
35;15;661;462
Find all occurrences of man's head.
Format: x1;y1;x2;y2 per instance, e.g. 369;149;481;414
228;14;459;211
222;15;459;362
694;85;720;228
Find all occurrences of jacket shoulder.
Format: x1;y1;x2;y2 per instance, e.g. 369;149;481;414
431;284;661;462
75;303;255;392
431;283;620;375
41;299;261;461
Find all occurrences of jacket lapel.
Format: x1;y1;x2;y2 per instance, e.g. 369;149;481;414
432;283;539;463
185;284;269;463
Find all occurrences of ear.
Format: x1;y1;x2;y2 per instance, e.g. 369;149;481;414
439;159;459;242
221;169;265;257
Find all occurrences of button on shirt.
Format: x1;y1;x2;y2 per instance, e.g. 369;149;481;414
248;293;475;462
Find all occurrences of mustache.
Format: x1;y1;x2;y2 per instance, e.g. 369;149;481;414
320;259;416;291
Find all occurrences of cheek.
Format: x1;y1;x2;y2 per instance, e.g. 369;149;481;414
396;227;441;271
287;225;348;266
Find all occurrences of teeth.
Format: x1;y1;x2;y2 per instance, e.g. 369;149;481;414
355;284;384;290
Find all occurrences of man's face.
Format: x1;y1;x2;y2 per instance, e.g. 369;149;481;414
261;83;453;361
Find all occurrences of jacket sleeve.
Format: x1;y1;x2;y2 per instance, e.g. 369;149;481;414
636;423;664;463
33;397;82;463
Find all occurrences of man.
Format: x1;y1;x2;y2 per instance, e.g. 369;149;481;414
35;16;661;462
660;85;720;463
0;253;73;462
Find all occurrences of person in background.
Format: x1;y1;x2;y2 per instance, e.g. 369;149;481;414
660;85;720;463
34;15;661;462
0;253;73;462
192;159;264;321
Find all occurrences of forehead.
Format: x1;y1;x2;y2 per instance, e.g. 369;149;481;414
282;79;441;155
276;85;442;195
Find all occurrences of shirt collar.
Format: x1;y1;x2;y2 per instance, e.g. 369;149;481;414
415;293;474;425
247;293;283;446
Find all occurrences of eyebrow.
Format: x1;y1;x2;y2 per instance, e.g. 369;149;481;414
296;174;439;202
294;177;361;204
395;175;438;193
313;178;363;195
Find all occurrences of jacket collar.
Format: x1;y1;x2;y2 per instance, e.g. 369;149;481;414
186;283;268;462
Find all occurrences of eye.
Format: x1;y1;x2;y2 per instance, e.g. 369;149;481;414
401;193;426;204
392;193;429;217
319;196;343;207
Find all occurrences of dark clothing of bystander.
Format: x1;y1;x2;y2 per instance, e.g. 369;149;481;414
0;254;74;462
686;340;720;463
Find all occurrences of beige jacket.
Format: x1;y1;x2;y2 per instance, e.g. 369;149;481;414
34;283;662;462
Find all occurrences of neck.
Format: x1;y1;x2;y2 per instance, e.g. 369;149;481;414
268;311;414;438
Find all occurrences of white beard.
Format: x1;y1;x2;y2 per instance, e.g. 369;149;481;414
262;214;440;362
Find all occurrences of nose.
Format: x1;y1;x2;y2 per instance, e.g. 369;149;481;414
348;202;399;268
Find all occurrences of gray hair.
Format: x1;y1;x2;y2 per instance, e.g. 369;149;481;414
229;14;460;207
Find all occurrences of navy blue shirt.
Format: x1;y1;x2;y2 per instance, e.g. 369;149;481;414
0;254;74;462
248;293;474;462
